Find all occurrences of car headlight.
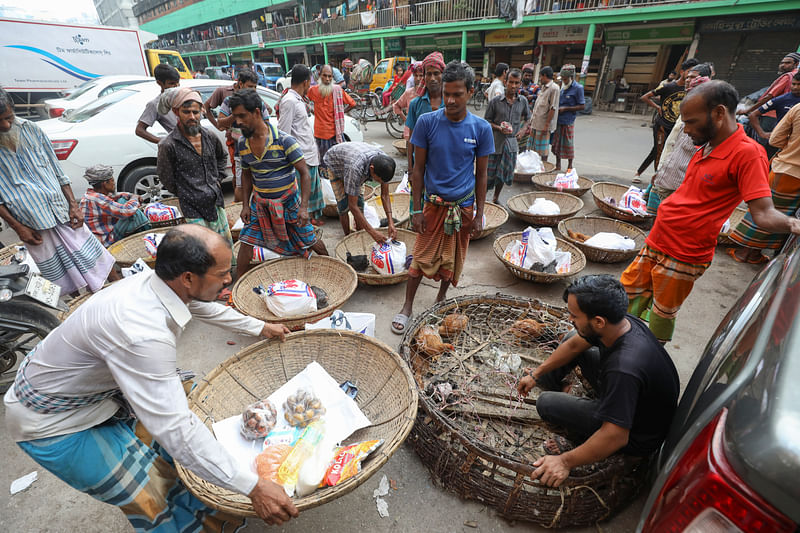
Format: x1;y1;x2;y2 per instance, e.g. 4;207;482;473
350;118;360;132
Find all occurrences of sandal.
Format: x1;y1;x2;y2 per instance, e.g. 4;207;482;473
542;435;574;456
726;248;769;264
391;313;410;335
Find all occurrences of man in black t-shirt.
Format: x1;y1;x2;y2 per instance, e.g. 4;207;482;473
634;58;699;180
517;275;679;488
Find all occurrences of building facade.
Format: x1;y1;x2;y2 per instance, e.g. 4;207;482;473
95;0;139;28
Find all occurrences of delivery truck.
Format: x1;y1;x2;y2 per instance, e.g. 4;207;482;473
0;17;191;117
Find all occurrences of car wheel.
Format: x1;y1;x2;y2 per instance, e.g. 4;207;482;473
119;165;174;203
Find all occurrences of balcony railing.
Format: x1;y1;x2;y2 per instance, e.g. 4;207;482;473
160;0;701;54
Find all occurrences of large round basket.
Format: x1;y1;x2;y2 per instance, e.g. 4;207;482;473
160;197;180;208
0;241;23;265
398;294;648;527
513;161;556;183
147;197;185;228
225;202;242;241
506;192;584;227
591;182;655;224
334;228;417;285
322;183;378;218
471;202;509;241
107;227;172;267
176;330;418;516
493;232;586;283
231;256;357;330
718;206;747;244
392;139;407;156
349;192;411;230
558;216;647;263
531;174;594;198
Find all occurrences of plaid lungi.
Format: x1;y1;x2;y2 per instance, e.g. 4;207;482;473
528;129;551;158
551;123;575;160
297;165;325;220
487;142;517;188
239;187;317;257
730;170;800;250
409;200;474;286
185;205;235;266
620;245;710;343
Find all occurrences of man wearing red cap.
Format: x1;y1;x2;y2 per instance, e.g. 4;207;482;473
404;52;445;171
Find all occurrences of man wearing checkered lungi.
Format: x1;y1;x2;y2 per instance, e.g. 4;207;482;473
552;65;585;171
525;66;559;162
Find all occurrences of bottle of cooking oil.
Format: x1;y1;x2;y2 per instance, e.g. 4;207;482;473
277;420;325;495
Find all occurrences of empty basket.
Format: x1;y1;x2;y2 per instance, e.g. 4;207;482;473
471;202;509;241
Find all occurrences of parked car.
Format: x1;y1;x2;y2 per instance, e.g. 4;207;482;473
253;62;285;90
36;79;363;202
369;56;413;94
41;75;153;119
204;66;232;80
637;230;800;531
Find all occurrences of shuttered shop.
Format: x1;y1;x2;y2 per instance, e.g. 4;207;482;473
697;14;800;96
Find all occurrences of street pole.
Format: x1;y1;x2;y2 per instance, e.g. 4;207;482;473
323;41;328;64
579;23;596;86
381;37;385;59
250;50;255;63
461;30;467;62
284;47;290;71
188;56;194;71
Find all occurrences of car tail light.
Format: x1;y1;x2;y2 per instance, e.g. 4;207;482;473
642;409;795;532
50;140;77;160
49;107;65;118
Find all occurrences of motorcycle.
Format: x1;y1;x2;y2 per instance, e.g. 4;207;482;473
0;246;64;393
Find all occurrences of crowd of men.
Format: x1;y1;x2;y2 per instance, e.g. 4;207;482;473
2;45;800;531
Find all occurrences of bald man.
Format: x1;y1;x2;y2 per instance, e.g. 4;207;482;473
4;225;298;530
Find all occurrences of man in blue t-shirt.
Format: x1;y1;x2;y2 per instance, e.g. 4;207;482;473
552;65;585;171
390;61;494;334
749;72;800;143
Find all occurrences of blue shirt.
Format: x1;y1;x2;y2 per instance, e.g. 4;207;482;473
0;119;71;230
760;92;800;122
238;122;304;199
410;108;494;202
557;82;586;126
405;91;435;131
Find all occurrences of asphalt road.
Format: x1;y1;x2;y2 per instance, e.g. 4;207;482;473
1;109;763;532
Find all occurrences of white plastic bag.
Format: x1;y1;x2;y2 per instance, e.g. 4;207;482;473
143;233;164;259
395;172;411;194
503;227;555;269
296;438;337;497
584;232;636;251
515;150;545;174
305;310;376;337
619;186;648;216
252;246;282;262
527;197;561;215
321;178;336;205
370;239;407;275
364;205;381;228
552;168;579;189
554;251;572;274
121;258;152;278
256;280;317;317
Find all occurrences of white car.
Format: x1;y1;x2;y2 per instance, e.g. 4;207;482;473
41;74;154;119
37;79;363;201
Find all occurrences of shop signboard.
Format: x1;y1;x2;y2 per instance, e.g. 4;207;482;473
698;14;800;33
370;38;402;52
407;32;480;51
346;40;372;52
485;28;534;47
538;25;602;45
605;21;695;45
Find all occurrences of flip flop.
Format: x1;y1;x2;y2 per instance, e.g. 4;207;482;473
542;435;574;456
726;248;769;264
391;313;410;335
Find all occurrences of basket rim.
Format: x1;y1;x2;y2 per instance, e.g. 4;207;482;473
531;173;594;189
333;228;417;283
590;181;655;220
506;191;585;220
557;216;647;250
177;329;419;514
493;231;586;280
513;161;557;178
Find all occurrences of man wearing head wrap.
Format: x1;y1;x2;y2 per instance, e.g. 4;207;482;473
79;164;151;247
392;62;424;140
552;64;585;171
135;63;180;144
0;89;117;293
746;71;800;159
404;51;445;171
157;88;235;262
519;63;539;106
737;52;800;120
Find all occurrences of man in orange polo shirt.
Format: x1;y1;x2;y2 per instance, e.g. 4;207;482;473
621;80;800;343
307;65;355;176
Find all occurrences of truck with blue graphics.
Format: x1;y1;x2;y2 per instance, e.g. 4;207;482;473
0;17;190;116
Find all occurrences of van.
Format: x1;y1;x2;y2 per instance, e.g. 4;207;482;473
144;49;193;80
253;62;285;90
370;56;413;94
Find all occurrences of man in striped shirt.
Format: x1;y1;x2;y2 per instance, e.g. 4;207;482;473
0;89;115;293
230;89;328;278
80;164;151;247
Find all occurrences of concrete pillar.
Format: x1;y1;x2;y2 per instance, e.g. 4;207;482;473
250;50;255;63
283;47;290;71
380;37;385;59
323;41;328;64
188;56;194;71
461;30;467;62
579;23;596;85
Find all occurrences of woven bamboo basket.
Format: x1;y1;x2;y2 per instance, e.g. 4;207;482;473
471;202;509;241
231;256;358;330
334;228;417;285
160;197;181;208
591;182;655;224
349;193;411;230
513;161;556;184
107;227;172;267
322;183;378;217
393;139;407;156
225;202;243;241
507;192;584;227
557;217;647;263
398;294;648;527
232;228;323;266
718;206;748;244
0;241;23;265
176;330;418;516
531;174;595;198
493;232;586;283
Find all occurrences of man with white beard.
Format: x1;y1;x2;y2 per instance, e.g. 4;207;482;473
307;65;355;176
0;88;116;294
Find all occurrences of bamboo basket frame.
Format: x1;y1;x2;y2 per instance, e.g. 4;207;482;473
507;192;584;227
557;216;647;263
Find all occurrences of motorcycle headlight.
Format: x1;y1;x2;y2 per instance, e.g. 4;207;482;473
0;288;12;303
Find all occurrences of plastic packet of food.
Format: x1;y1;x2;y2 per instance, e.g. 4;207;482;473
254;444;292;482
283;389;326;428
324;439;384;487
240;400;278;440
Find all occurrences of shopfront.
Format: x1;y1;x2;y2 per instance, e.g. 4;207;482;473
537;25;603;94
405;32;482;67
485;28;536;70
